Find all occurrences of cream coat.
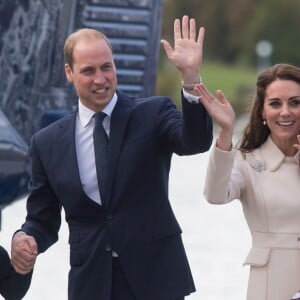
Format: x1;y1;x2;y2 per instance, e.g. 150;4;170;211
204;136;300;300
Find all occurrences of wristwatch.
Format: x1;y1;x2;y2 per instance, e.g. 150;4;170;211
181;77;202;90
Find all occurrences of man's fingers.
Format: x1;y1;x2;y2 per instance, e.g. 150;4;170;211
189;18;196;40
181;15;189;39
19;242;31;254
11;250;36;274
12;232;38;255
197;27;205;45
174;18;181;41
175;15;203;43
160;39;173;59
27;239;38;255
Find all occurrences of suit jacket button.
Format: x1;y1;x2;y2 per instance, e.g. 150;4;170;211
105;245;111;252
107;214;113;220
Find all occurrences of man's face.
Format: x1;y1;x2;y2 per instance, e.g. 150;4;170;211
65;38;117;112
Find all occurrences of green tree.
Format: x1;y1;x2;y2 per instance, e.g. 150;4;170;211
243;0;300;66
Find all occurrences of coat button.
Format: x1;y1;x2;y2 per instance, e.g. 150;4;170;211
107;214;113;220
105;245;111;252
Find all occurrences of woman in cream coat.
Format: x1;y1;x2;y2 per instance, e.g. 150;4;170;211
194;64;300;300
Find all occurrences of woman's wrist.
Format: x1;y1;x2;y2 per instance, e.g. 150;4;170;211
216;129;233;151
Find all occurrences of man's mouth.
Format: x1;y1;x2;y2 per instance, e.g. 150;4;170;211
93;87;108;94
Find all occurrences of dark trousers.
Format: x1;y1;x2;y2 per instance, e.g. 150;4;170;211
111;258;185;300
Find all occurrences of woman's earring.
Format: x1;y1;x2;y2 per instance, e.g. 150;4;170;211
263;120;267;125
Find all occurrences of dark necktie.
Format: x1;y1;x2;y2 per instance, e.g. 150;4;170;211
93;112;108;203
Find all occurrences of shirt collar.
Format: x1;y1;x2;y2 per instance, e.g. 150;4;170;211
78;93;118;128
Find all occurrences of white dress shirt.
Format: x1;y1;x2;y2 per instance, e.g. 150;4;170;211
75;93;117;205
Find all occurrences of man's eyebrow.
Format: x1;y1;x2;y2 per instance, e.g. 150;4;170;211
80;66;94;71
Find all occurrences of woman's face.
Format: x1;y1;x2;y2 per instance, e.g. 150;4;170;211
262;79;300;154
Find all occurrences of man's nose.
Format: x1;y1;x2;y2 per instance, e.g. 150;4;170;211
94;71;105;84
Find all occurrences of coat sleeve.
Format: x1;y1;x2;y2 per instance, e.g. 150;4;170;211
203;144;246;204
21;134;61;253
157;93;213;155
181;92;213;153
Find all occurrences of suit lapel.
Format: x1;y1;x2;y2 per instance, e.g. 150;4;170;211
104;92;135;209
56;108;84;195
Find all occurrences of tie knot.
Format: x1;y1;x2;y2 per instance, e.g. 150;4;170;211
94;112;107;124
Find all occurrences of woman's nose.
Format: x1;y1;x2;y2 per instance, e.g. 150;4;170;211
280;104;291;116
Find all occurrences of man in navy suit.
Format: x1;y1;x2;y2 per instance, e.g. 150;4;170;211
11;15;212;299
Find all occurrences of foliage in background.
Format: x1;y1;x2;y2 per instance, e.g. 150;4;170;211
244;0;300;66
161;0;300;66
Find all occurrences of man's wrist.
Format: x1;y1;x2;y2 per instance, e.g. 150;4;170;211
181;77;202;90
13;229;26;238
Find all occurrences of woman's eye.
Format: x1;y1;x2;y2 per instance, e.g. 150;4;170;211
269;101;281;107
290;99;300;106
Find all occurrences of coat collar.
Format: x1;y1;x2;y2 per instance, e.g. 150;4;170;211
258;136;298;171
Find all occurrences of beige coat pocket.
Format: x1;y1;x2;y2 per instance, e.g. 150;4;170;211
243;247;271;267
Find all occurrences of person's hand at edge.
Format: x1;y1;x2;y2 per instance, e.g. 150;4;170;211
11;231;38;274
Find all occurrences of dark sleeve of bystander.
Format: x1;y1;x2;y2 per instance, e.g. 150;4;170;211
0;245;32;300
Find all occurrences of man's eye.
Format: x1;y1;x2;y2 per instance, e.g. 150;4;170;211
82;69;94;74
102;66;111;71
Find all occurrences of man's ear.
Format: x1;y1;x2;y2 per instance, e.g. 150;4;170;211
65;63;73;82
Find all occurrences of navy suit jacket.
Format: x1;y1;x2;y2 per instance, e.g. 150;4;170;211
21;91;212;300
